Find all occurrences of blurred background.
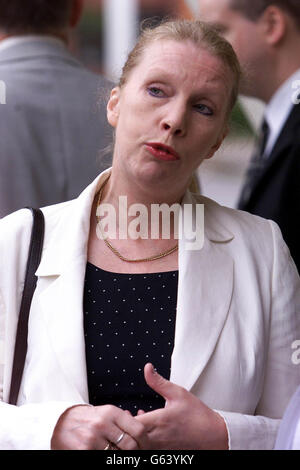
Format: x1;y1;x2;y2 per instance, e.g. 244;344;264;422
72;0;265;208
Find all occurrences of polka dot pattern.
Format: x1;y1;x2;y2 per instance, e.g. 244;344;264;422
84;262;178;415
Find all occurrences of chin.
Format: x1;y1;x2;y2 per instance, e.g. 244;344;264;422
136;160;179;183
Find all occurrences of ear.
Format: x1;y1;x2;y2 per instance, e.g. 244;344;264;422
69;0;84;28
261;5;287;46
204;126;229;160
107;87;121;128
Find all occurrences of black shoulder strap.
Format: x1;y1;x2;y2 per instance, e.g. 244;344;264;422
8;208;45;405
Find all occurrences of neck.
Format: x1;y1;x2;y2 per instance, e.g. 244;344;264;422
0;29;69;45
258;43;300;103
105;169;187;209
98;169;188;241
263;68;300;105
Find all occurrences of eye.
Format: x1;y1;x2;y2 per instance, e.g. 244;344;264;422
194;104;214;116
147;87;165;98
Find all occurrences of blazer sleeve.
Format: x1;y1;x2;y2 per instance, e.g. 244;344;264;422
274;385;300;449
0;400;76;450
0;210;80;449
217;220;300;450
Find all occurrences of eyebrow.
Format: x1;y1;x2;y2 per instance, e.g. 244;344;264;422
145;69;227;98
144;69;175;82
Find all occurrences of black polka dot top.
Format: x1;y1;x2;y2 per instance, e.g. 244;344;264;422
83;262;178;415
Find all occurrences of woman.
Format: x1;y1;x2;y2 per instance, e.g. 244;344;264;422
0;20;299;450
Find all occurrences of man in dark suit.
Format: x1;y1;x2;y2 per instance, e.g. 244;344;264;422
0;0;113;218
199;0;300;272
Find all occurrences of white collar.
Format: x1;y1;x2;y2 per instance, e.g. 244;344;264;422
36;169;234;277
264;68;300;156
0;35;65;53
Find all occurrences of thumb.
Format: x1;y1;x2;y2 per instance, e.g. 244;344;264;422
144;363;179;403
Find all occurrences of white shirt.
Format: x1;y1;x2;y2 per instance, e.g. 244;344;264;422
0;35;65;53
264;68;300;157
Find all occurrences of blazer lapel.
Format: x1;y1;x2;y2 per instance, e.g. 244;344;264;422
170;193;234;391
267;105;300;163
28;174;234;401
247;105;300;202
36;259;89;402
33;171;111;402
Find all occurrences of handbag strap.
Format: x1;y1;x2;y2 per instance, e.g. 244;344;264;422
8;208;45;405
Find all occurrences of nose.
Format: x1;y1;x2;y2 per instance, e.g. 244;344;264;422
161;101;187;137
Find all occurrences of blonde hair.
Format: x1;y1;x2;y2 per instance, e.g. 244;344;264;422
118;19;242;117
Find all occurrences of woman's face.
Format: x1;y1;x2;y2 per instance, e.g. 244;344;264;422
107;39;233;196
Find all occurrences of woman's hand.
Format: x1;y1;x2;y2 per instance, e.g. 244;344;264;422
51;404;149;450
136;363;229;450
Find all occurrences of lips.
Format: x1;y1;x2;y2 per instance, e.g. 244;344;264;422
145;142;180;161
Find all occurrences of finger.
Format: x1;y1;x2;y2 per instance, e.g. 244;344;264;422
115;410;150;449
107;429;139;451
89;406;140;450
137;409;145;415
144;363;181;403
135;408;165;433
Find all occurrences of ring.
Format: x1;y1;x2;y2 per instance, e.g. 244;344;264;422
104;442;113;450
115;432;125;445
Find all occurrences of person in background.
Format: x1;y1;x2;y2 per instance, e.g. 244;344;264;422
0;0;113;218
199;0;300;273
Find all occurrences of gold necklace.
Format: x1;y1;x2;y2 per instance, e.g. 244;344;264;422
96;177;178;263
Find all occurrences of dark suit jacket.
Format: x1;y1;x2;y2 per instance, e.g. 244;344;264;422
0;39;113;218
238;104;300;273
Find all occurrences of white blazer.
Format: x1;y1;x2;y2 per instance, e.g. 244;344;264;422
0;169;300;450
275;385;300;449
